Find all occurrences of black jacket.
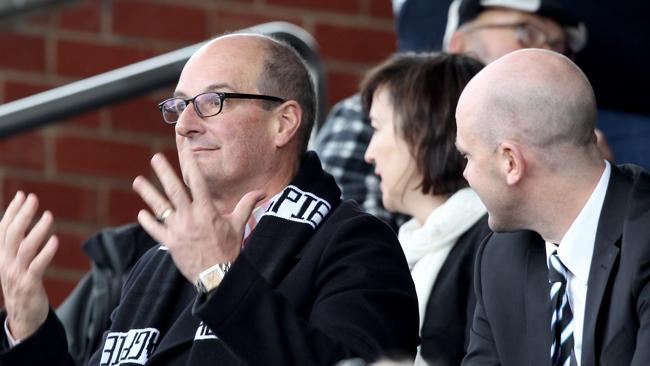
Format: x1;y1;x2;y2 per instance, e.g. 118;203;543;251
463;164;650;366
56;223;158;365
0;153;419;365
421;215;491;366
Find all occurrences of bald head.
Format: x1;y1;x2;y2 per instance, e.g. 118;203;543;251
457;49;597;155
187;33;316;155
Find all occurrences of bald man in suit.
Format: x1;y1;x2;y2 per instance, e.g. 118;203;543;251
455;48;650;366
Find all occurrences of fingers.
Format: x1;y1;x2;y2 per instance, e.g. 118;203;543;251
4;193;39;259
0;191;26;252
16;211;54;270
137;209;166;244
231;190;266;231
150;153;191;210
179;148;211;203
28;235;58;279
133;175;175;219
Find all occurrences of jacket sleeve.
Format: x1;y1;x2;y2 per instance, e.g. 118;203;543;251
462;233;501;366
193;213;419;365
0;308;77;365
633;258;650;365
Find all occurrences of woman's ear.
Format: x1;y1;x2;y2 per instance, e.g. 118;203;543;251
498;141;526;186
273;100;302;148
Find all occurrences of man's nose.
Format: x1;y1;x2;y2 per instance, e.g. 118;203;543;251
175;104;204;137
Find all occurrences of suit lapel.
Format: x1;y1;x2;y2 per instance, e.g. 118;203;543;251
525;241;553;366
241;215;308;287
581;166;629;366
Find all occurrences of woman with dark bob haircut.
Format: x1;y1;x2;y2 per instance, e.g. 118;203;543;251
363;52;489;366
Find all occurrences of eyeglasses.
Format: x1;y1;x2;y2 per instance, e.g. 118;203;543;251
158;92;286;124
464;22;565;52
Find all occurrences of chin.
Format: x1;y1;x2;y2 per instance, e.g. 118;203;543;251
381;197;395;214
487;215;520;233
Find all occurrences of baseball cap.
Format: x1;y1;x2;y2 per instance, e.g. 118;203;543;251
443;0;587;54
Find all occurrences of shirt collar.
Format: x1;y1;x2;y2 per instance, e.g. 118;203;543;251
545;161;611;285
243;196;275;242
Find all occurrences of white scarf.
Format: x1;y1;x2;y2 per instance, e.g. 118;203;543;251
398;188;487;332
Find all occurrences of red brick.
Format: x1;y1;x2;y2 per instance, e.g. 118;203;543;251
26;12;53;27
109;96;172;136
0;132;45;170
3;177;99;223
327;70;362;108
369;0;395;18
58;0;101;32
52;230;91;272
211;9;304;34
3;80;51;102
161;147;182;178
112;1;207;42
0;32;46;72
44;277;79;308
56;40;157;78
107;188;146;226
55;136;152;179
265;0;359;14
315;24;397;63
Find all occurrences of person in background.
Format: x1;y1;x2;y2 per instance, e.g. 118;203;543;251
456;48;650;366
443;0;586;63
314;0;601;231
363;52;489;366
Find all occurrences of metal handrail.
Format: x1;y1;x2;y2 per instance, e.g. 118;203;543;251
0;21;327;138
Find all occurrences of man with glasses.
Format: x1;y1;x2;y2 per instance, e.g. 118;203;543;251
444;0;586;63
0;33;419;365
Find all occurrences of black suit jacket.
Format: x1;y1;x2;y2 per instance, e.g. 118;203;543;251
463;164;650;366
421;215;491;366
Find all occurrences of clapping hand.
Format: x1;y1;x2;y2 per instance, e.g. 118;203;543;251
132;151;263;284
0;192;58;340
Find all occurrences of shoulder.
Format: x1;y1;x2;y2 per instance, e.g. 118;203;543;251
475;230;544;280
311;200;406;267
455;215;492;253
318;200;398;245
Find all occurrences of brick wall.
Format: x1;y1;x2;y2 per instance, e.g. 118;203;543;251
0;0;396;307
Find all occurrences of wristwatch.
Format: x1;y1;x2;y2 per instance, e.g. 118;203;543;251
195;262;232;294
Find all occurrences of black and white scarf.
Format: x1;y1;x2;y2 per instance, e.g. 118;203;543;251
239;151;342;286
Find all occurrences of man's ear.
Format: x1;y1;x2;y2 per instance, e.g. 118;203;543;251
448;31;467;53
498;141;525;186
273;100;302;148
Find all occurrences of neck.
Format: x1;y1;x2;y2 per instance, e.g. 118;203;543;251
211;154;300;214
533;159;606;244
403;190;449;225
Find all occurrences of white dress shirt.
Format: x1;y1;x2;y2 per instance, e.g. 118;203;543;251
545;160;611;365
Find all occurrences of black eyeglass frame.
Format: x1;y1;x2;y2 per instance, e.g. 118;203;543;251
157;92;286;124
462;22;564;52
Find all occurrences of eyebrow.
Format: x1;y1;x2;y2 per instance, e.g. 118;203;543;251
173;83;235;98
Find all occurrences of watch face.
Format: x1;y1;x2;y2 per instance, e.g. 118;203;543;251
196;263;229;294
203;270;224;290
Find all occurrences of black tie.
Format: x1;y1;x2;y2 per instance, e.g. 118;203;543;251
549;250;574;366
